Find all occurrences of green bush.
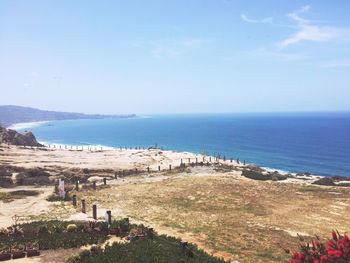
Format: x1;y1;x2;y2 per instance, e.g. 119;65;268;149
0;220;107;250
77;235;227;263
66;224;77;233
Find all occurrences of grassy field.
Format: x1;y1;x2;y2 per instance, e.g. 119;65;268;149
62;171;350;263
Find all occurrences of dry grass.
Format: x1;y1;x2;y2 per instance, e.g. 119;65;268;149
0;190;40;202
62;174;350;262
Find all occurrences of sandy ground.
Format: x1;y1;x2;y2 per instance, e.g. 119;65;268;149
1;144;347;263
0;144;211;171
0;186;53;227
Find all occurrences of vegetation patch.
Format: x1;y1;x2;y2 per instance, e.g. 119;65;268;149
68;235;227;263
0;190;40;202
242;169;287;181
0;220;108;251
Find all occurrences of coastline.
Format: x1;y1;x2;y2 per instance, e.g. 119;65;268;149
7;120;50;130
0;142;323;185
6;117;350;178
1;142;350;262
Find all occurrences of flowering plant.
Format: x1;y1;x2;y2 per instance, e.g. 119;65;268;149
290;231;350;263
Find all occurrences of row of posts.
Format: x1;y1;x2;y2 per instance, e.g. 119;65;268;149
46;145;246;163
65;154;246;221
72;198;111;223
17;144;247;165
47;145;151;151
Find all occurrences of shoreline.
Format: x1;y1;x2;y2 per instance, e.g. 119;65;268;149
1;142;350;262
0;142;325;184
7;120;50;130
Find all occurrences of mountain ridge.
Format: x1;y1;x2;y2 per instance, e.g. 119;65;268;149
0;105;136;127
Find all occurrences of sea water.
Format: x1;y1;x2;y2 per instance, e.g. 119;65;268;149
16;113;350;177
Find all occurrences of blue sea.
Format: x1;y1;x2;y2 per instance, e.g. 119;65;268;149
17;113;350;177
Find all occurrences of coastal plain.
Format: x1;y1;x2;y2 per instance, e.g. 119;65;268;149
0;144;349;262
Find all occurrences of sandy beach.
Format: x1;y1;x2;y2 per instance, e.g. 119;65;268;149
1;144;349;262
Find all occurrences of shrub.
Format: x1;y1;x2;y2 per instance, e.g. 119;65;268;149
242;170;272;180
0;220;107;251
78;235;227;263
313;177;335;186
25;168;50;177
66;224;77;233
38;226;49;235
242;169;287;181
46;192;72;202
289;231;350;263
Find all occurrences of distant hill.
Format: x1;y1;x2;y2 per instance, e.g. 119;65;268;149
0;105;136;127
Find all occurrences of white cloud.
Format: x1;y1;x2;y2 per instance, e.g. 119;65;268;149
240;14;273;24
280;5;350;47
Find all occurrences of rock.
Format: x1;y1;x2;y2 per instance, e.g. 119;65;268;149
0;126;43;147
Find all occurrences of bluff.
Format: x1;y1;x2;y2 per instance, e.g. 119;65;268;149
0;126;43;147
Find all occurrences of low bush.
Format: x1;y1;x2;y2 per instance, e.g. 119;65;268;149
242;169;287;181
0;220;107;251
69;235;227;263
66;224;77;233
46;192;72;202
313;177;335;186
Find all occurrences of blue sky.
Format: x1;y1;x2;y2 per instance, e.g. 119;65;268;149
0;0;349;114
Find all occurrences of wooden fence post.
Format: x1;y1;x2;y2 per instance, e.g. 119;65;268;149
106;210;112;224
92;204;97;220
81;200;86;213
72;195;77;206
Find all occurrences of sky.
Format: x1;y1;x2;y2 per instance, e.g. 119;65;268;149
0;0;350;114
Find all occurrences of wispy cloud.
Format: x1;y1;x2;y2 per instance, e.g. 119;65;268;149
280;5;350;47
240;14;273;24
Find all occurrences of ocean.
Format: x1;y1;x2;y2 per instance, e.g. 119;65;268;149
15;113;350;177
